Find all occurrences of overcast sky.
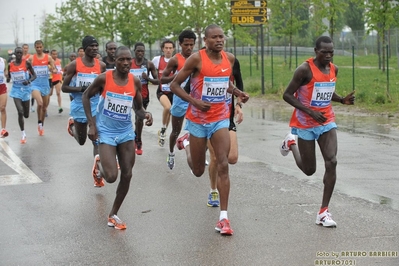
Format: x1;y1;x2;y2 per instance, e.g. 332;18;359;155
0;0;61;44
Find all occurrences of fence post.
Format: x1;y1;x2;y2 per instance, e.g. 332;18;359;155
386;45;389;95
249;47;252;77
271;47;274;89
352;45;355;91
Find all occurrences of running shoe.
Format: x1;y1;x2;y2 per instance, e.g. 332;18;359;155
58;107;63;114
158;128;166;147
316;209;337;227
135;140;143;155
207;191;220;207
215;218;234;235
31;106;35;112
67;117;74;137
107;215;127;230
92;155;105;187
176;132;190;150
0;129;9;138
167;153;175;170
20;136;27;144
38;125;44;136
280;132;296;156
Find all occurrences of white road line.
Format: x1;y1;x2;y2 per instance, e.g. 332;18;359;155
0;140;42;186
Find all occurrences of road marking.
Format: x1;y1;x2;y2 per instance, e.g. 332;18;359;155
0;140;42;186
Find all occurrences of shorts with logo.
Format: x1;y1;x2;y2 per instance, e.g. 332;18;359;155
0;83;7;95
291;122;337;141
185;119;229;139
9;85;31;101
98;130;135;147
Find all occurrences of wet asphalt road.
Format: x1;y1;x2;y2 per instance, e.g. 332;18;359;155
0;84;398;266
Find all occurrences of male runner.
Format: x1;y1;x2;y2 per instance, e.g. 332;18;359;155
77;47;85;58
152;39;175;147
204;58;245;207
22;44;30;60
159;30;196;169
82;46;153;229
102;41;117;70
130;42;158;155
28;40;57;136
280;36;355;227
170;24;249;236
7;47;37;143
62;36;106;187
49;49;63;113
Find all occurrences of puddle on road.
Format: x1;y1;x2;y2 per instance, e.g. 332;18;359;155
249;106;399;140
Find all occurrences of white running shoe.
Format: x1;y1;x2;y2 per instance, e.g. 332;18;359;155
316;209;337;227
279;132;296;156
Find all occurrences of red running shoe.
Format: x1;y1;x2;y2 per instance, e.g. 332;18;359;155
176;132;190;150
215;218;234;235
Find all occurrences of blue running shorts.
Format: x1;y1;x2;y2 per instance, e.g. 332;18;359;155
292;122;337;141
185;119;229;139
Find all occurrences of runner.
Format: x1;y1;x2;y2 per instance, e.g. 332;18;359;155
280;35;355;228
62;35;106;187
102;41;116;70
28;40;57;136
49;49;63;113
22;44;30;60
130;42;158;155
0;56;8;138
82;46;153;230
159;30;196;169
152;39;175;147
206;58;244;207
77;47;85;58
6;47;37;143
170;24;249;236
63;52;77;78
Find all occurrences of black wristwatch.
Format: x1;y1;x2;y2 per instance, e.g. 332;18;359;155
235;102;243;108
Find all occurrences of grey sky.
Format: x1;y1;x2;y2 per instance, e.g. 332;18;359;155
0;0;61;44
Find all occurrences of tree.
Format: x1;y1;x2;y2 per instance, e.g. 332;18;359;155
269;0;308;70
10;12;20;47
344;1;365;31
364;0;399;72
310;0;348;43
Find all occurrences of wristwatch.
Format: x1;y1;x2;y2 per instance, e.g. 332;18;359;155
235;102;243;108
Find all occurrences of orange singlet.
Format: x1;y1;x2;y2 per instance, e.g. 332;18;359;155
289;58;336;129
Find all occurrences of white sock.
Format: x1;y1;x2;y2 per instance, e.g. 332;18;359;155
169;152;175;156
210;188;218;193
183;139;189;148
38;123;43;128
21;131;26;137
219;211;228;221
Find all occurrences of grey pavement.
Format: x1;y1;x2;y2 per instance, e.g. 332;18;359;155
0;84;398;266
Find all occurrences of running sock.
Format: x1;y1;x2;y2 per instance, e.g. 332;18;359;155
210;188;218;193
183;139;189;148
219;211;228;221
169;152;175;156
319;207;328;214
38;123;43;128
21;131;26;137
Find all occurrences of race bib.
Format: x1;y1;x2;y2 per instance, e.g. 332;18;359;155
33;65;48;78
201;76;229;103
310;82;335;108
76;72;98;88
102;91;133;121
130;68;148;84
10;71;26;86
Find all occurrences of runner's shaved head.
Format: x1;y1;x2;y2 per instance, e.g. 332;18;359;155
115;46;131;58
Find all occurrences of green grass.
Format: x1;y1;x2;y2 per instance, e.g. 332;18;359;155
238;54;399;114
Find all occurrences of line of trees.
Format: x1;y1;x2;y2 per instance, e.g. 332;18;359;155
39;0;399;70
